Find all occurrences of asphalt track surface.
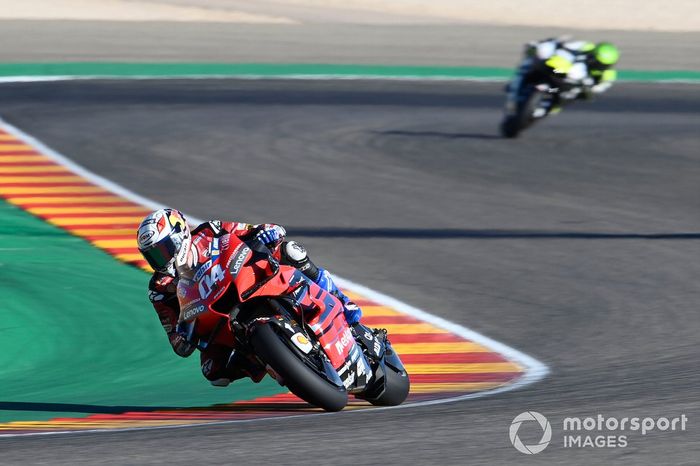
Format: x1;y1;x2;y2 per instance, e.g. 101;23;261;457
1;79;699;465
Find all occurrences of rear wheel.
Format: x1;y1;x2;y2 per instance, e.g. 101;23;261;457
250;323;348;412
366;365;410;406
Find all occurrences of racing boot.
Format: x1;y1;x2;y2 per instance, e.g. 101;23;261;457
227;349;266;384
202;345;265;387
315;268;362;324
281;241;363;324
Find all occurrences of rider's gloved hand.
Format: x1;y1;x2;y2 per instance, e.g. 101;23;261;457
255;225;286;249
169;332;196;357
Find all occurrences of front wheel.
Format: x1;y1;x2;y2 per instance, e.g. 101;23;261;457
500;87;546;138
500;116;521;138
250;323;348;412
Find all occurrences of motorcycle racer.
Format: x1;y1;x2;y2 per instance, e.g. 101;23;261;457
136;208;363;387
510;37;620;108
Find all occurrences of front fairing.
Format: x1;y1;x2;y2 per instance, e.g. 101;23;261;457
177;235;238;322
177;235;279;320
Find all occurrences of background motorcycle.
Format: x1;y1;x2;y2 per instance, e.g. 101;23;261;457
176;233;410;411
500;57;588;138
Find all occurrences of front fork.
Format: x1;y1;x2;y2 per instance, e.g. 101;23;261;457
506;59;561;120
505;59;532;114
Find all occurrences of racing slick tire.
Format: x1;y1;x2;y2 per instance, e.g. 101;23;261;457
250;323;348;412
500;87;544;138
366;364;410;406
500;116;521;138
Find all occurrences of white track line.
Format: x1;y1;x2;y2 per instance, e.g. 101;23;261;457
1;75;698;84
0;118;549;438
0;74;507;83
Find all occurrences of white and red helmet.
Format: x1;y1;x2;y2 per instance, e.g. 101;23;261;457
136;209;191;272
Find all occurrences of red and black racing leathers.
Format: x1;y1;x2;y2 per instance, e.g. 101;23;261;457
147;220;282;385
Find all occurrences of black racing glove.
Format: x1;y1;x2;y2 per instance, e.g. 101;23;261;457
169;332;196;357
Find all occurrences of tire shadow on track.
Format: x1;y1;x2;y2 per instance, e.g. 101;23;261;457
0;402;176;414
373;130;501;140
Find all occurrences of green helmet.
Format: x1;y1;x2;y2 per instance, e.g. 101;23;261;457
593;42;620;67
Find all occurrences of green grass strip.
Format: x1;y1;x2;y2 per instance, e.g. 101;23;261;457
0;199;285;423
0;62;698;82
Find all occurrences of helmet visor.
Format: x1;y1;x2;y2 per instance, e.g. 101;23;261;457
141;236;177;271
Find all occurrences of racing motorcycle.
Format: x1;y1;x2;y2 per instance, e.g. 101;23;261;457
176;233;410;412
500;59;588;138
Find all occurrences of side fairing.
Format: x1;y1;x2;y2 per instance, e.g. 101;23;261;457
288;271;372;389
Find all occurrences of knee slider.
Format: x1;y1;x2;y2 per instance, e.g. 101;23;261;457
210;378;231;387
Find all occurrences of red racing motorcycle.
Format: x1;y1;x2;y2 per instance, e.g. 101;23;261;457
176;233;410;411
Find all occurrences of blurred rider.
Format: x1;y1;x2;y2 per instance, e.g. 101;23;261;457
511;37;620;107
136;208;362;387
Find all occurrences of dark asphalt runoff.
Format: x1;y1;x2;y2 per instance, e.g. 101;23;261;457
0;79;699;465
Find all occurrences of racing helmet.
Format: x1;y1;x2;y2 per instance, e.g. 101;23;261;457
136;209;191;272
590;42;619;69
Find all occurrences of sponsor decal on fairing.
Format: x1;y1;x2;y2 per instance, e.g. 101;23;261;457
334;327;354;356
182;304;206;321
193;259;213;282
229;245;251;278
291;332;313;354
